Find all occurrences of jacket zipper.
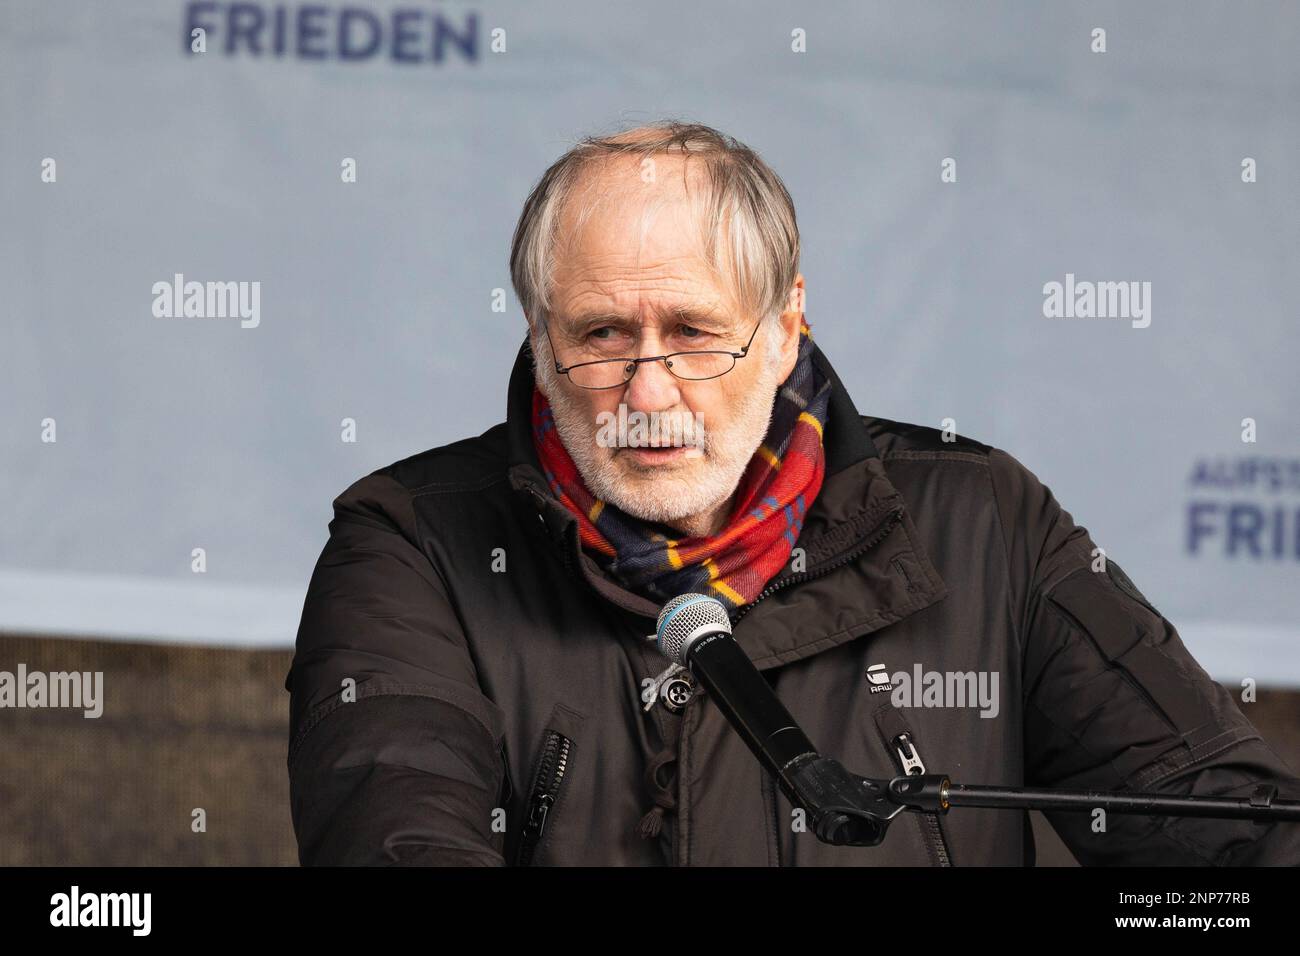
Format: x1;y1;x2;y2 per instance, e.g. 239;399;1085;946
889;730;953;867
515;729;573;866
731;504;904;629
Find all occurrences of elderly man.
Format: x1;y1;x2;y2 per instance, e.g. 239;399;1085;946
285;121;1300;865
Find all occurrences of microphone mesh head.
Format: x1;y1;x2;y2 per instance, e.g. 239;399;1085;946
656;593;731;665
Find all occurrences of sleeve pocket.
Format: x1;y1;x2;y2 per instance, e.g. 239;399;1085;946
1043;565;1260;786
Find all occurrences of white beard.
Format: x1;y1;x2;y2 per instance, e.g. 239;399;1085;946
532;324;786;530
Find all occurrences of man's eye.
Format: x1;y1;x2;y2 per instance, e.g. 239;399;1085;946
679;325;707;339
586;327;627;346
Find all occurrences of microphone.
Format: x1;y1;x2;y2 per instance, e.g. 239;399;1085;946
656;593;894;845
656;593;819;781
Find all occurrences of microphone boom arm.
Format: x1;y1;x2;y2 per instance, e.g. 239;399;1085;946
782;759;1300;848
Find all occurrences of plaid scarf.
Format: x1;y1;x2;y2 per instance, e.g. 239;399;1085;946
531;321;831;612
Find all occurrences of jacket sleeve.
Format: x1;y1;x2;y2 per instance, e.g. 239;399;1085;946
989;447;1300;865
286;470;510;866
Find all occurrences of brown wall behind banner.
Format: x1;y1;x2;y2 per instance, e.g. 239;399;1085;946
0;634;296;866
2;632;1298;867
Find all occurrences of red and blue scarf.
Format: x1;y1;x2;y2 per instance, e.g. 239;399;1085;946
531;321;831;612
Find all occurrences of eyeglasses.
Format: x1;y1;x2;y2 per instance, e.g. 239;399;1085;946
539;316;763;390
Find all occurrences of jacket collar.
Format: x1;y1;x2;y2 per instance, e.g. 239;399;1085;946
503;336;946;666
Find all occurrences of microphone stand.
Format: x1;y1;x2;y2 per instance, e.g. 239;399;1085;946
649;593;1300;849
781;754;1300;848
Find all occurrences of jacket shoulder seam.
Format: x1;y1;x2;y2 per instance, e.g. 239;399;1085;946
880;449;990;465
408;473;509;497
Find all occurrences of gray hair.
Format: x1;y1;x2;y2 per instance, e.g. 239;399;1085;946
509;120;801;329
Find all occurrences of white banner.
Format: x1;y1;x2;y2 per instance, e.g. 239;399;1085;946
2;1;1297;683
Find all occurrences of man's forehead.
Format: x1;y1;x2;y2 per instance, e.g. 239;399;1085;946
548;156;739;326
556;154;705;241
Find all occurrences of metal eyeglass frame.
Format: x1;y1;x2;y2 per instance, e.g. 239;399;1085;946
539;316;764;390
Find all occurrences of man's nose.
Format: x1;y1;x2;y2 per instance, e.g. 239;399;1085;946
623;352;681;411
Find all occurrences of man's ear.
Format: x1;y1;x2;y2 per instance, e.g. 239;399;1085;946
774;273;806;381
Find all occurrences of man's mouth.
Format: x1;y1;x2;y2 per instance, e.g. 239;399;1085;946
618;445;697;466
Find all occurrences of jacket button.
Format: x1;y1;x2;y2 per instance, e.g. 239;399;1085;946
660;676;694;714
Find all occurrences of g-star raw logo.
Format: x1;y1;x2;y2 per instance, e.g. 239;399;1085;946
865;663;894;694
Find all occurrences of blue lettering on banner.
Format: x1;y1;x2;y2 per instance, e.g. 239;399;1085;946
1186;457;1300;560
183;2;479;64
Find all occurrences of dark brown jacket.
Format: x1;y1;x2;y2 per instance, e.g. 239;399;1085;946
286;339;1300;865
